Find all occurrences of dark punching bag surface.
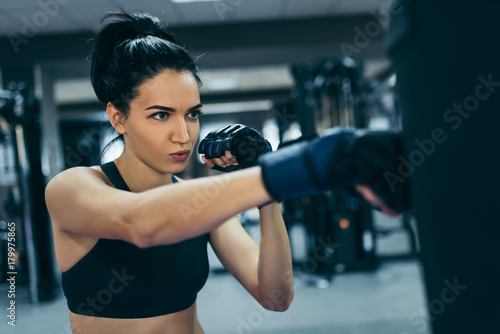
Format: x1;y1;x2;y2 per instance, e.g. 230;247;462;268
388;1;500;333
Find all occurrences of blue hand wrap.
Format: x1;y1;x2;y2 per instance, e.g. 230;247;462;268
259;128;350;201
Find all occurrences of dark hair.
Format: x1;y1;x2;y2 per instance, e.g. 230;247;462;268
91;11;201;113
91;11;202;163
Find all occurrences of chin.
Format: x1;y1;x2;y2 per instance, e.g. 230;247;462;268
168;161;188;174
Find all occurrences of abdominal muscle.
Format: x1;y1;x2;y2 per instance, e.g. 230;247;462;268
69;302;204;334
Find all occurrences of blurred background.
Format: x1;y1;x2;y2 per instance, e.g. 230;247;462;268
0;1;428;333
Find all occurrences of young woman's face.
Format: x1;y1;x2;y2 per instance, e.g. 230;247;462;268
121;70;202;174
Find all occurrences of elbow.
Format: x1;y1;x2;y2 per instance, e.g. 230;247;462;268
122;197;179;248
259;289;294;312
276;291;294;312
122;201;153;249
130;225;152;249
266;302;291;313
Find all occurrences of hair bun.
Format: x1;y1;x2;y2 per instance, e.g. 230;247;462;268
91;10;200;110
101;11;178;46
91;11;180;103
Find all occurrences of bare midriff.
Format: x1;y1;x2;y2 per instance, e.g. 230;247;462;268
69;302;204;334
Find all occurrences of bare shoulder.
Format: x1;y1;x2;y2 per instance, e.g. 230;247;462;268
45;163;139;242
45;166;112;206
46;165;110;191
45;165;119;230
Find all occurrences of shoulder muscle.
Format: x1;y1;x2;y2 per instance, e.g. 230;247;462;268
45;167;137;242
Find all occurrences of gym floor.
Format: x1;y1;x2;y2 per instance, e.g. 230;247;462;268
0;213;430;334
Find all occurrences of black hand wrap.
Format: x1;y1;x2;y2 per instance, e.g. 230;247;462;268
198;124;272;172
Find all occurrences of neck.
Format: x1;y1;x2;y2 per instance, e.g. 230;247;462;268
113;150;174;192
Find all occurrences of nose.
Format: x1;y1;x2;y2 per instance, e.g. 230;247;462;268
171;116;190;145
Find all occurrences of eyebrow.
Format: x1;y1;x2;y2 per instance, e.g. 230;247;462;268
145;103;203;112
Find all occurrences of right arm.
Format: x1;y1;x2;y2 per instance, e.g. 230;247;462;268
46;127;409;249
45;166;271;248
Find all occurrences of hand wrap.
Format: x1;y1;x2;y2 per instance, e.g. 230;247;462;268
258;127;411;213
198;124;272;172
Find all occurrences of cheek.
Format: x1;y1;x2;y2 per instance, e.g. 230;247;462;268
128;121;162;147
188;121;200;141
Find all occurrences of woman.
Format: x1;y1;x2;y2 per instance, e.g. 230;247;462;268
45;10;407;334
45;12;293;334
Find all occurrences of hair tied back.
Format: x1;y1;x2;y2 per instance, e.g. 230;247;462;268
140;30;156;37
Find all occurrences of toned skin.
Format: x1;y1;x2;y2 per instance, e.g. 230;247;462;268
46;71;293;334
45;70;398;334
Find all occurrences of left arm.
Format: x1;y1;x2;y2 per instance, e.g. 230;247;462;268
209;202;294;311
256;202;294;310
198;125;295;311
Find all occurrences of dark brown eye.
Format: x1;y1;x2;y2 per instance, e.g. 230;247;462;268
189;110;203;119
153;112;169;120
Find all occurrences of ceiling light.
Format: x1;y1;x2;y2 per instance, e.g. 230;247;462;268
206;78;239;91
171;0;222;3
202;101;273;114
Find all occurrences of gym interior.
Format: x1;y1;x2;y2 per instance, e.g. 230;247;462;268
1;1;496;334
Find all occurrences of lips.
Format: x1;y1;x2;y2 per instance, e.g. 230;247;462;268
171;150;190;162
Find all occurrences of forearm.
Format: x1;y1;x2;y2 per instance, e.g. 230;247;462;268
256;202;294;311
128;167;271;247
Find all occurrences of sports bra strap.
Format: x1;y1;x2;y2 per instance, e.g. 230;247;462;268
100;161;131;191
100;161;178;192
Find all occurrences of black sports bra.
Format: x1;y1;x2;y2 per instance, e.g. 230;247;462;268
61;161;210;318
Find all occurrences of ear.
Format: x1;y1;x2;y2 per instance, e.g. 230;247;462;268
106;102;126;135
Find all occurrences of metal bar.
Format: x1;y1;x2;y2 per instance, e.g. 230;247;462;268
14;124;38;304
